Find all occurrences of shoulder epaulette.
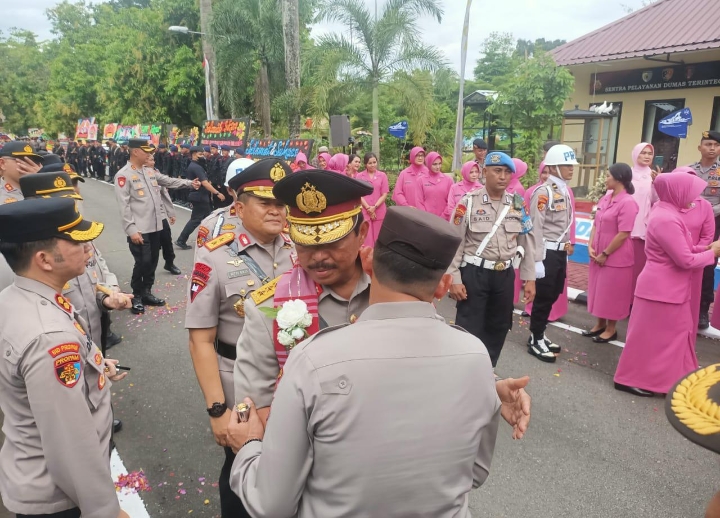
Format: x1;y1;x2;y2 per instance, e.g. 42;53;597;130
250;276;280;305
204;232;234;251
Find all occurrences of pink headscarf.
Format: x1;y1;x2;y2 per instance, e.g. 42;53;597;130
673;166;697;176
425;151;442;174
318;152;332;168
327;153;349;174
654;173;707;211
507;158;528;194
460;161;481;190
631;143;654;179
294;152;308;170
406;146;428;175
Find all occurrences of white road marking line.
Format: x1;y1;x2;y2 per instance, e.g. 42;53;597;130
111;448;151;517
513;309;625;348
92;176;192;212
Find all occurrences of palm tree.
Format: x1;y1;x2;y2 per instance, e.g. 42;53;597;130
316;0;444;158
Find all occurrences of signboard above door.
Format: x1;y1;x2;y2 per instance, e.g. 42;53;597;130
590;61;720;95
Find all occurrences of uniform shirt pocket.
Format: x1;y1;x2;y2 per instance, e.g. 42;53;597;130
319;375;352;396
83;354;107;410
469;218;493;234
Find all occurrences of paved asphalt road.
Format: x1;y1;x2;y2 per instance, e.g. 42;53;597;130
2;178;720;518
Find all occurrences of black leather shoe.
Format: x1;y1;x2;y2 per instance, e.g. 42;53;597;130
164;264;182;275
131;299;145;314
582;327;606;337
105;331;122;349
175;240;191;250
614;382;654;397
142;293;165;306
699;312;710;330
113;419;123;433
592;332;618;343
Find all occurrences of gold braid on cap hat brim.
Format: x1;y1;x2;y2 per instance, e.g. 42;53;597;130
62;221;104;242
243;186;276;199
287;206;361;246
671;364;720;435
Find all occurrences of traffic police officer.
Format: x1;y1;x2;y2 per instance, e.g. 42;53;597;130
234;170;533;441
227;206;501;517
185;158;294;518
528;144;577;362
114;139;200;314
0;141;43;203
0;197;129;518
448;151;536;368
693;130;720;329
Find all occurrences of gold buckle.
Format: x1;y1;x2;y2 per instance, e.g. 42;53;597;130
493;261;506;271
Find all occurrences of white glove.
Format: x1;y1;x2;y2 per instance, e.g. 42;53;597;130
535;261;546;279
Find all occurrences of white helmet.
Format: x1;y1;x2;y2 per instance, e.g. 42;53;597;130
544;144;579;166
224;158;256;187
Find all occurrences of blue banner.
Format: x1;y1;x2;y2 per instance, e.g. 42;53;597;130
388;121;408;139
658;108;692;138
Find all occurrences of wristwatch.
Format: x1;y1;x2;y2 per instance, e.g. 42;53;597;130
207;402;227;418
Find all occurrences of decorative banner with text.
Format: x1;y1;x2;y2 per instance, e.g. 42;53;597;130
590;60;720;95
75;118;96;140
200;118;250;148
103;123;118;140
137;124;163;147
245;139;315;161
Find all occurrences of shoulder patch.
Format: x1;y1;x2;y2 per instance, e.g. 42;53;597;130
117;176;126;188
250;276;281;306
48;342;81;358
54;353;82;388
190;262;212;303
204;232;234;251
197;226;210;248
537;194;549;211
453;204;467;226
55;294;72;313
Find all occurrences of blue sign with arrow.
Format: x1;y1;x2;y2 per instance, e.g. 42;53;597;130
658;108;693;138
388;121;408;139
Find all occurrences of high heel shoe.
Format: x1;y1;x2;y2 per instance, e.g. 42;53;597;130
593;332;618;343
581;327;605;337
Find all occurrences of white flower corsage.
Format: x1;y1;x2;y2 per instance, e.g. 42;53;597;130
259;300;313;350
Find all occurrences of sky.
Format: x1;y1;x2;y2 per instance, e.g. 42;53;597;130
3;0;650;77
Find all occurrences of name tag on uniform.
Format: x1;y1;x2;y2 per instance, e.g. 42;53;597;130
228;269;250;279
552;203;567;211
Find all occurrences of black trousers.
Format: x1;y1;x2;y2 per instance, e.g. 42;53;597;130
128;231;162;295
455;264;515;367
178;200;212;245
220;447;251;518
160;219;176;266
530;249;567;338
18;508;80;518
700;215;720;314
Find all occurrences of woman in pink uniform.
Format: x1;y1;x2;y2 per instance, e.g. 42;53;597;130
445;161;481;220
317;152;332;169
508;158;528;302
614;173;720;397
356;152;389;247
293;152;309;171
391;146;427;208
327;153;348;174
583;163;639;342
346;154;361;178
629;143;659;293
416;152;453;218
523;162;572;320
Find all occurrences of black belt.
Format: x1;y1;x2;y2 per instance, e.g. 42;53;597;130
215;339;237;361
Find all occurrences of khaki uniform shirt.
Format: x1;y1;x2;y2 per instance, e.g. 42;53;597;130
529;178;574;262
185;216;294;403
448;187;536;283
114;163;194;236
0;255;13;292
63;244;119;344
160;186;176;220
0;277;118;517
0;181;22;205
692;159;720;216
231;301;501;518
234;271;371;408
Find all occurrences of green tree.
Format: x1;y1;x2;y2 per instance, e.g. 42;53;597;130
473;32;515;88
489;51;574;171
316;0;445;158
515;38;566;59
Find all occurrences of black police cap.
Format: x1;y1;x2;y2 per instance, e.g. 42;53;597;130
128;139;156;152
0;141;43;162
702;131;720;144
227;158;292;199
39;162;85;183
20;172;81;200
0;197;103;243
189;146;204;154
42;154;63;166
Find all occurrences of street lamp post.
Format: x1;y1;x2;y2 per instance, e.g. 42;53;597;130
169;25;218;121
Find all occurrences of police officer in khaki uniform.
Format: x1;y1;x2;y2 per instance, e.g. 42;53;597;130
114;138;201;314
235;170;533;441
226;206;501;517
449;151;536;368
185;158;294;518
693;131;720;329
0;197;129;518
528;144;577;362
0;141;43;204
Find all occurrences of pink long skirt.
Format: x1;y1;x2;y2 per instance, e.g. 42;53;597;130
690;269;703;333
587;263;633;320
614;296;699;394
363;213;384;248
524;277;568;322
630;238;646;295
